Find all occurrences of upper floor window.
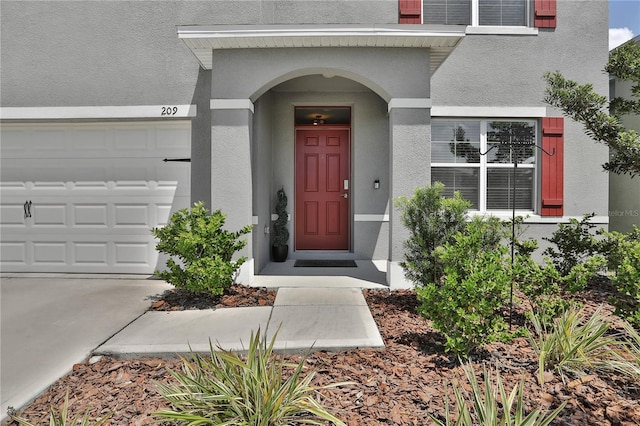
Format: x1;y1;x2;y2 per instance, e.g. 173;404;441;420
423;0;530;26
423;0;471;25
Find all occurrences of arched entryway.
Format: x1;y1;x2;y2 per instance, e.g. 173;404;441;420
177;25;465;287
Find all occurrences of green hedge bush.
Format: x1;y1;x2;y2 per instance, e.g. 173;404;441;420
610;239;640;327
152;201;252;296
395;182;471;287
416;217;511;357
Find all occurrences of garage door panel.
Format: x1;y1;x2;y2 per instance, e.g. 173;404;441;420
32;204;67;226
0;181;27;190
0;241;27;265
114;204;151;227
0;121;191;274
2;123;191;160
114;128;151;151
114;242;151;265
71;129;109;151
33;242;67;264
1;204;28;226
157;128;190;150
73;204;109;227
3;160;189;196
32;129;68;154
72;242;108;265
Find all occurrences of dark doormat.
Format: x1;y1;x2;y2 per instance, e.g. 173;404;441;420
294;260;357;268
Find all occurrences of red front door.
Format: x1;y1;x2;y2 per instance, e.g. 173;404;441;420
295;128;350;250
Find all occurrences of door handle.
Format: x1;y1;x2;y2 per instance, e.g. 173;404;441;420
341;193;348;199
24;200;32;219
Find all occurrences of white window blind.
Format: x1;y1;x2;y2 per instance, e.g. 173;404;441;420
431;119;537;212
423;0;529;26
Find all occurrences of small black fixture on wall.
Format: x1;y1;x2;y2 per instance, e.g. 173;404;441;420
373;179;380;189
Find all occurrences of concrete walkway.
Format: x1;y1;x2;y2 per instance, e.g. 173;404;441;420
95;287;384;357
0;272;385;421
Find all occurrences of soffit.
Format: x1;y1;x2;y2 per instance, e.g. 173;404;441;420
177;24;465;75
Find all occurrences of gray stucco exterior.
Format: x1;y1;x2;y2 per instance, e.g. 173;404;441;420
1;0;611;287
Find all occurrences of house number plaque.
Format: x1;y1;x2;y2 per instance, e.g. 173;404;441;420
161;106;178;116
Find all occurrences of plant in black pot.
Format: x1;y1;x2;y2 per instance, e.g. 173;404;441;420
272;187;289;262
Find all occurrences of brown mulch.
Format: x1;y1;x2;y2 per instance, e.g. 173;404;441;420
148;284;277;311
5;283;640;426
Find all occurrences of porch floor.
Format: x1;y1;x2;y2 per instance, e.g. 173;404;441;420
251;259;388;289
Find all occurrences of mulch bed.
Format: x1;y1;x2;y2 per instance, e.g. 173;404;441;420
148;284;277;311
4;283;640;425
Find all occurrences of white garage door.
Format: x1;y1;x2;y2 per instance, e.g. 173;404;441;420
0;121;191;274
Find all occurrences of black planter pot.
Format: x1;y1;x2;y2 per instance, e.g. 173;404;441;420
272;244;288;262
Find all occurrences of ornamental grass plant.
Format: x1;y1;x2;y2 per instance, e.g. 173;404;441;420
10;392;111;426
430;362;565;426
155;328;349;426
527;307;630;385
616;320;640;381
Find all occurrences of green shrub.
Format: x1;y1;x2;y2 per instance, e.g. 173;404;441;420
416;217;511;357
542;213;600;276
10;391;111;426
597;228;634;272
591;226;640;326
395;182;471;286
513;255;574;324
610;239;640;327
430;362;565;426
514;216;605;323
155;328;348;426
152;201;252;296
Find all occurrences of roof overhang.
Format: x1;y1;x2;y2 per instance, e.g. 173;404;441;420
177;24;465;75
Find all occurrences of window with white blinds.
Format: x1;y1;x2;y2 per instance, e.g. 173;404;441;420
479;0;528;26
424;0;471;25
423;0;529;26
431;119;537;212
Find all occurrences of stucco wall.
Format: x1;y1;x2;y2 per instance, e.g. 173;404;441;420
0;0;396;108
252;93;275;272
1;0;614;282
190;69;213;207
431;0;610;225
211;47;430;102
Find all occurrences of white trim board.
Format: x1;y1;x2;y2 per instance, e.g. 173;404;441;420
354;214;390;222
468;211;610;224
210;99;255;112
431;106;546;118
388;98;432;112
465;26;538;36
0;105;197;120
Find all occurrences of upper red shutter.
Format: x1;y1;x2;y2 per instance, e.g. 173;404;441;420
541;117;564;216
534;0;557;28
399;0;421;24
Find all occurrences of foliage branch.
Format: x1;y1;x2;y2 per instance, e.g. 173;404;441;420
543;40;640;177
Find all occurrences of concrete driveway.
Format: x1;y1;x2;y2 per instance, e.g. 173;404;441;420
0;274;170;421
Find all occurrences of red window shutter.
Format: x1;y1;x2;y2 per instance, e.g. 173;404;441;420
399;0;421;24
541;117;564;216
534;0;557;28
